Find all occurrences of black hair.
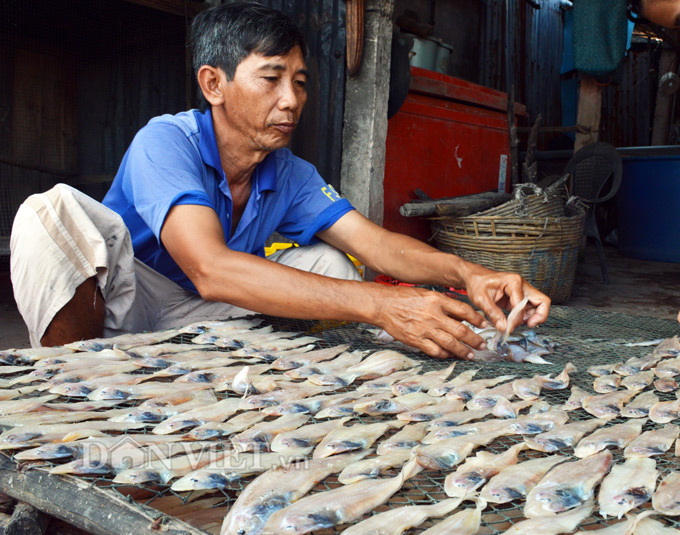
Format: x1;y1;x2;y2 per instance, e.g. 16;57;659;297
627;0;650;23
190;2;307;83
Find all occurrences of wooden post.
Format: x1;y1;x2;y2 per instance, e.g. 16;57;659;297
574;74;602;152
652;47;678;146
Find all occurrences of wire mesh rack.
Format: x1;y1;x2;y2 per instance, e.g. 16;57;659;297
2;304;680;534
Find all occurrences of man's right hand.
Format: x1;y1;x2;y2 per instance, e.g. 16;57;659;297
374;285;488;360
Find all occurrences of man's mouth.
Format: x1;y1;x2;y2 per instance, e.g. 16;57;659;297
271;122;297;134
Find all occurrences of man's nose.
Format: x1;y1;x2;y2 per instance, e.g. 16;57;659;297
278;80;304;111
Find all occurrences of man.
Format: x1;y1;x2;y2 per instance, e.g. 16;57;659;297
630;0;680;28
10;2;550;359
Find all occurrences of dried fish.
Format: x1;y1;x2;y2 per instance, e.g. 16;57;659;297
655;357;680;378
0;346;76;365
562;386;591;411
621;391;659;418
263;390;367;417
416;429;507;470
64;329;181;351
594;374;622;393
621;370;654;391
427;369;479;397
649;399;680;424
260;457;422;535
185;412;267;441
354;392;437;416
390;363;456;396
151;398;242;435
573;420;644;458
232;414;310;453
653;471;680;516
0;421;146;450
598;457;658;519
582;390;637;420
179;318;263;334
313;420;405;459
502;501;593;534
87;381;209;401
444;443;526;497
338;449;413;484
419;497;485;535
524;450;613;517
357;368;423;393
656;377;678;392
340;497;464;535
270;418;352;452
446;375;516;402
376;422;428;455
397;399;464;422
506;409;570;435
230;336;321;356
423;417;512;444
220;451;368;535
426;407;493;430
270;344;350;370
237;384;332;411
623;424;679;458
654;335;680;357
588;363;619;377
170;449;312;491
480;455;567;504
614;354;661;376
466;382;516;410
574;511;654;535
525;419;606;453
634;516;680;535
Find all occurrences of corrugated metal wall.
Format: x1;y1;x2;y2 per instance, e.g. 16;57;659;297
479;0;565;130
261;0;347;190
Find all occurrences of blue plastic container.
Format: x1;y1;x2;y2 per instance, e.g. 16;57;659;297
617;148;680;263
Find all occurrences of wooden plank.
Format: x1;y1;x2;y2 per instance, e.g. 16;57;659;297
5;502;48;535
0;455;208;535
651;47;677;146
400;191;511;217
574;75;602;152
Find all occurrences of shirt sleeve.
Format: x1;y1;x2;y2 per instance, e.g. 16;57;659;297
274;155;355;245
120;121;214;243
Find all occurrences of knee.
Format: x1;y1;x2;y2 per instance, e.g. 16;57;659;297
309;243;363;281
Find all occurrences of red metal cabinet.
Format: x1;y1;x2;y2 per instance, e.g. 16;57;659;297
383;67;525;241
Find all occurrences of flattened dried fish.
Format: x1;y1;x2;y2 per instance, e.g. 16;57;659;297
340;497;464;535
444;443;526;497
422;417;511;444
525;419;605;453
313;420;405;459
338;449;413;484
649;399;680;424
598;457;658;518
357;368;423;393
396;399;464;422
506;408;569;435
270;344;350;371
624;424;679;457
656;377;678;392
634;516;680;535
171;449;312;491
654;335;680;357
480;455;567;504
588;363;619;377
594;374;621;393
220;451;368;535
263;391;366;417
446;375;516;402
185;412;267;440
151;398;242;435
270;418;352;452
416;429;507;470
621;391;659;418
621;370;654;392
390;363;456;396
573;420;644;458
0;346;76;365
419;497;485;535
561;386;591;412
502;501;593;534
656;357;680;378
232;414;310;453
260;457;422;535
64;329;181;351
427;369;478;397
653;471;680;516
524;450;612;517
354;392;436;416
377;422;428;454
466;382;516;410
582;390;637;420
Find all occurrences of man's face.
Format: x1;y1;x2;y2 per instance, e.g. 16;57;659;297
220;46;308;153
642;0;680;28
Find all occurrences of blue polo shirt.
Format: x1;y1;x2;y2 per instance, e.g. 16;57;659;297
103;108;354;293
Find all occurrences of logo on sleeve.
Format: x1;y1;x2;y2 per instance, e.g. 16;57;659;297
321;184;342;202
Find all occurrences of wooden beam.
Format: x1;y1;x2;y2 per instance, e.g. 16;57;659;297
0;455;208;535
652;47;678;146
5;502;48;535
124;0;208;18
574;74;602;152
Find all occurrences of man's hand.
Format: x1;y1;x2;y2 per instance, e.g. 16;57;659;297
374;285;489;360
462;263;551;333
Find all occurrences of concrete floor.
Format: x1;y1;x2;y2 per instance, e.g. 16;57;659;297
1;243;679;350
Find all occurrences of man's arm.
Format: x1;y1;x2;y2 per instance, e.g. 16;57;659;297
160;204;489;359
318;210;551;332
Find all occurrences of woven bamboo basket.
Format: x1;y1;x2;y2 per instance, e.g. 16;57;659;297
429;179;586;304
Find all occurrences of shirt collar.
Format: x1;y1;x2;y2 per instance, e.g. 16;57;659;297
194;108;277;194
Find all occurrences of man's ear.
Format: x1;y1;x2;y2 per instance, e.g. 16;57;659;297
197;66;226;106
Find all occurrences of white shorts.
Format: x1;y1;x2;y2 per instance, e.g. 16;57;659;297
10;184;361;347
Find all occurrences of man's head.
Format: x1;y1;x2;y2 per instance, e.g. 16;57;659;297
190;2;307;83
191;3;310;154
630;0;680;28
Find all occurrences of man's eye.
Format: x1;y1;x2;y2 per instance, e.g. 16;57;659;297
264;76;278;82
295;80;307;88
